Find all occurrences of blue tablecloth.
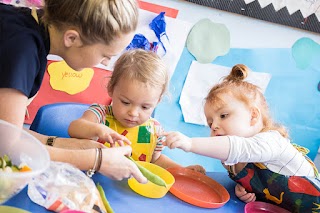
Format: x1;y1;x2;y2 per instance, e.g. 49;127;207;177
3;172;245;212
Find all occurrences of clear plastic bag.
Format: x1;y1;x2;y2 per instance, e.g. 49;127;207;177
27;161;106;213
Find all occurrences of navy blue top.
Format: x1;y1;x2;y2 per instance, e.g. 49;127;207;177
0;3;50;98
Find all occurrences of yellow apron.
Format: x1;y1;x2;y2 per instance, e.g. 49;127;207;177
105;114;158;162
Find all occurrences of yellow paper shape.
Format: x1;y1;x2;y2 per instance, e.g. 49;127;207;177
48;61;94;95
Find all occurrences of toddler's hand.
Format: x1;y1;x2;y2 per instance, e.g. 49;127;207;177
106;132;131;147
161;131;192;152
235;184;256;203
98;126;131;147
185;165;206;175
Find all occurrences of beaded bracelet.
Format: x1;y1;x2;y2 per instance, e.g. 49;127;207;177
86;148;102;178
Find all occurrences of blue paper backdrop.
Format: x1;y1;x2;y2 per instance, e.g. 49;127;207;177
154;47;320;172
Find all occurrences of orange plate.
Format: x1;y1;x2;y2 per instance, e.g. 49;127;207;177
167;167;230;208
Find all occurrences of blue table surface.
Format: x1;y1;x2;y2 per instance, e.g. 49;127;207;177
3;172;245;212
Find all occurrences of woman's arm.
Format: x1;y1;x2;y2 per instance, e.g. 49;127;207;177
25;130;147;182
25;129;106;149
46;145;147;183
25;126;146;182
0;88;28;128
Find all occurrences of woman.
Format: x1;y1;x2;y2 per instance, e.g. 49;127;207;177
0;0;147;183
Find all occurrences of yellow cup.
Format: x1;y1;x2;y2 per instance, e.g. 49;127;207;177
128;161;175;198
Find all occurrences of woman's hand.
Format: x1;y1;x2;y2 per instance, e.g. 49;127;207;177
235;184;256;203
99;146;147;184
185;165;206;175
161;131;192;152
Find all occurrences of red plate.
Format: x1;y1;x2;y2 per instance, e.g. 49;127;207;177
166;167;230;208
245;201;290;213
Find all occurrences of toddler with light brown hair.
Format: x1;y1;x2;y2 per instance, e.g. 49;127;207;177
69;49;206;173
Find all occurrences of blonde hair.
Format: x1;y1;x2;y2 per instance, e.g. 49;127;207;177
41;0;138;45
108;49;169;98
205;64;288;138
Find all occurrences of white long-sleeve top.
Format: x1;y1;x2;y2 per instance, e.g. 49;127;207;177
224;131;315;177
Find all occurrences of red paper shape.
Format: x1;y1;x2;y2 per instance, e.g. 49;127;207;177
25;60;112;124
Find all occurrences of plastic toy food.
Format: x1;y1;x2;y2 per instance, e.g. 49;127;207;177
127;156;167;187
96;183;114;213
127;161;175;198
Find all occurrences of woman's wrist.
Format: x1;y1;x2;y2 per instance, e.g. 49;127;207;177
46;136;58;146
86;148;102;177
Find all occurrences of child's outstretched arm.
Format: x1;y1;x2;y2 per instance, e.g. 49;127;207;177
151;137;205;174
68;111;130;147
162;131;230;161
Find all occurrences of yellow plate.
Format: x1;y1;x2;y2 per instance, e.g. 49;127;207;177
128;161;175;198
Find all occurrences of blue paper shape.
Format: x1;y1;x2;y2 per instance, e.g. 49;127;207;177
149;12;169;53
292;37;320;69
126;34;159;52
126;34;151;51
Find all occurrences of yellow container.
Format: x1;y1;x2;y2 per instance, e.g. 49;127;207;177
128;161;175;198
